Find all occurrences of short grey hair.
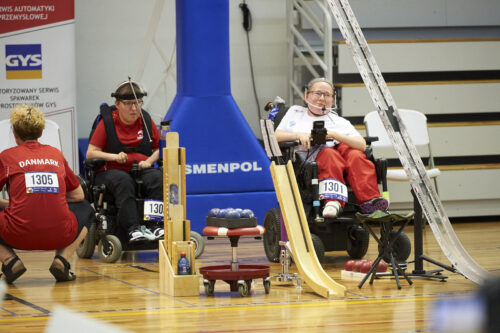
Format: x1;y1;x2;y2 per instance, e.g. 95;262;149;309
306;77;334;91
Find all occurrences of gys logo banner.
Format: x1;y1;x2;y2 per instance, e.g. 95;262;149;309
5;44;42;80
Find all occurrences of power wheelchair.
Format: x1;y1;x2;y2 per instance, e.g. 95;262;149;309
262;100;411;263
76;104;205;263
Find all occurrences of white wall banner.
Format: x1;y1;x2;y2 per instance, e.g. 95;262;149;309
0;0;79;172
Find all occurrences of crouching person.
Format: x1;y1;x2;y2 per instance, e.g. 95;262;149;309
0;104;93;284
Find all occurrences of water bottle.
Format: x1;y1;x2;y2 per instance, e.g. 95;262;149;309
177;252;190;275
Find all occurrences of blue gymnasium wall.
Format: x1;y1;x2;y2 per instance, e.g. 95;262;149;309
164;0;276;232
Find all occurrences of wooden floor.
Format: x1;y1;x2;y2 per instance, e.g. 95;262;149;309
1;221;499;332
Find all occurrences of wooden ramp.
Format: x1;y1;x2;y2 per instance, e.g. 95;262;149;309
270;161;346;298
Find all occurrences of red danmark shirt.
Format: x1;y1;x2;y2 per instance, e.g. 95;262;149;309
89;109;160;172
0;142;80;250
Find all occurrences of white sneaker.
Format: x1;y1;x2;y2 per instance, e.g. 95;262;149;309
153;227;164;240
322;201;342;218
140;225;156;241
129;226;147;242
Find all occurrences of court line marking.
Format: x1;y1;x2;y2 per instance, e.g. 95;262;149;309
0;294;440;322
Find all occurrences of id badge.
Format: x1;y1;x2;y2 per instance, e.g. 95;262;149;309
319;178;348;202
25;171;59;193
144;199;164;222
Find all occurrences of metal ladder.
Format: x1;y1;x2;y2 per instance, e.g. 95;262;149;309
287;0;333;104
325;0;493;284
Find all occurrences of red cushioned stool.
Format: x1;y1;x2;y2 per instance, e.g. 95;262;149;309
200;225;271;297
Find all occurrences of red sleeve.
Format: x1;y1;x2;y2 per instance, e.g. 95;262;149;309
89;119;107;149
64;159;80;192
0;158;6;189
151;119;160;149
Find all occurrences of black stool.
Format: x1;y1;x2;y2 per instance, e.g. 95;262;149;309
356;211;415;289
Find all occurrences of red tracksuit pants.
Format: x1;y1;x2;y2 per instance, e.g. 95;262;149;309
316;143;380;207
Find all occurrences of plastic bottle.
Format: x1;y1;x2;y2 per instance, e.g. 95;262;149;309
177;252;190;275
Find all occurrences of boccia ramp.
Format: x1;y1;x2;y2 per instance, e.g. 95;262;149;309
270;160;347;298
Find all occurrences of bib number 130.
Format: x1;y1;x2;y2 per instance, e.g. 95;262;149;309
25;171;59;193
144;200;164;222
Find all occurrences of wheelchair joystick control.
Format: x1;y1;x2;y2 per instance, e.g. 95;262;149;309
130;160;144;200
311;162;324;223
311;121;327;146
131;160;141;179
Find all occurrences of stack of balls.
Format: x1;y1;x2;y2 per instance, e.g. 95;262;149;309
344;258;388;274
207;207;255;219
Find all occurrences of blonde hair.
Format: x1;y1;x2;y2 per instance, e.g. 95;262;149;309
10;104;45;141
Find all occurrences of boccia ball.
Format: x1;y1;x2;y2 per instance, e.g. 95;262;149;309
360;261;372;273
208;208;220;217
377;261;388;273
217;209;228;218
344;260;355;271
241;209;255;218
225;209;241;219
353;260;363;272
234;208;243;214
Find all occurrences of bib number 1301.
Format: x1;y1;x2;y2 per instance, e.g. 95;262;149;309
25;171;59;193
319;178;347;202
144;200;164;222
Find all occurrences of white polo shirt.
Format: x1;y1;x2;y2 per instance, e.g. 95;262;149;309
276;105;361;147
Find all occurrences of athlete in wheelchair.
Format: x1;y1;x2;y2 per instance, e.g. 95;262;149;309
77;80;204;262
263;78;410;262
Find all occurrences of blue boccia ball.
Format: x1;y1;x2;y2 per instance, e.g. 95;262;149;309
208;208;220;217
234;208;243;215
240;209;255;218
216;209;228;218
225;209;241;219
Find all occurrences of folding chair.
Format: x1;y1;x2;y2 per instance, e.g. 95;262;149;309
363;109;440;192
0;118;62;152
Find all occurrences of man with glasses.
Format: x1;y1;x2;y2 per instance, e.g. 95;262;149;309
275;77;388;219
86;81;163;242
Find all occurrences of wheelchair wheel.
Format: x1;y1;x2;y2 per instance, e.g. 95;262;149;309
311;233;325;262
263;208;281;263
97;235;122;263
379;230;412;263
76;221;96;259
190;231;205;259
346;225;369;259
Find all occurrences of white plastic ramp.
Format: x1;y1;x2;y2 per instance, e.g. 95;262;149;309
270;160;346;298
326;0;494;284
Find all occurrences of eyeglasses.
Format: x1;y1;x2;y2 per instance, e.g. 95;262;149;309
308;91;334;99
121;100;143;108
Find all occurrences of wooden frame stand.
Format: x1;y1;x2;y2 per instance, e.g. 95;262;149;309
159;132;199;296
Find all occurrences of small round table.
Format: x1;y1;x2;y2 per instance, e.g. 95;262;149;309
200;225;270;297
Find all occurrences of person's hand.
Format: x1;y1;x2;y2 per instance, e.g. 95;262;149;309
114;152;128;164
138;160;152;169
297;132;311;149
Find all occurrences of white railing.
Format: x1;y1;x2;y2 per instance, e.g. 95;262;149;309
287;0;333;104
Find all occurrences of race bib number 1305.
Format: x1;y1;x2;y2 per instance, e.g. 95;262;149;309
25;171;59;193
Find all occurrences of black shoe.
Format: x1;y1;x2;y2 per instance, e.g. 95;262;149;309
1;255;27;284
